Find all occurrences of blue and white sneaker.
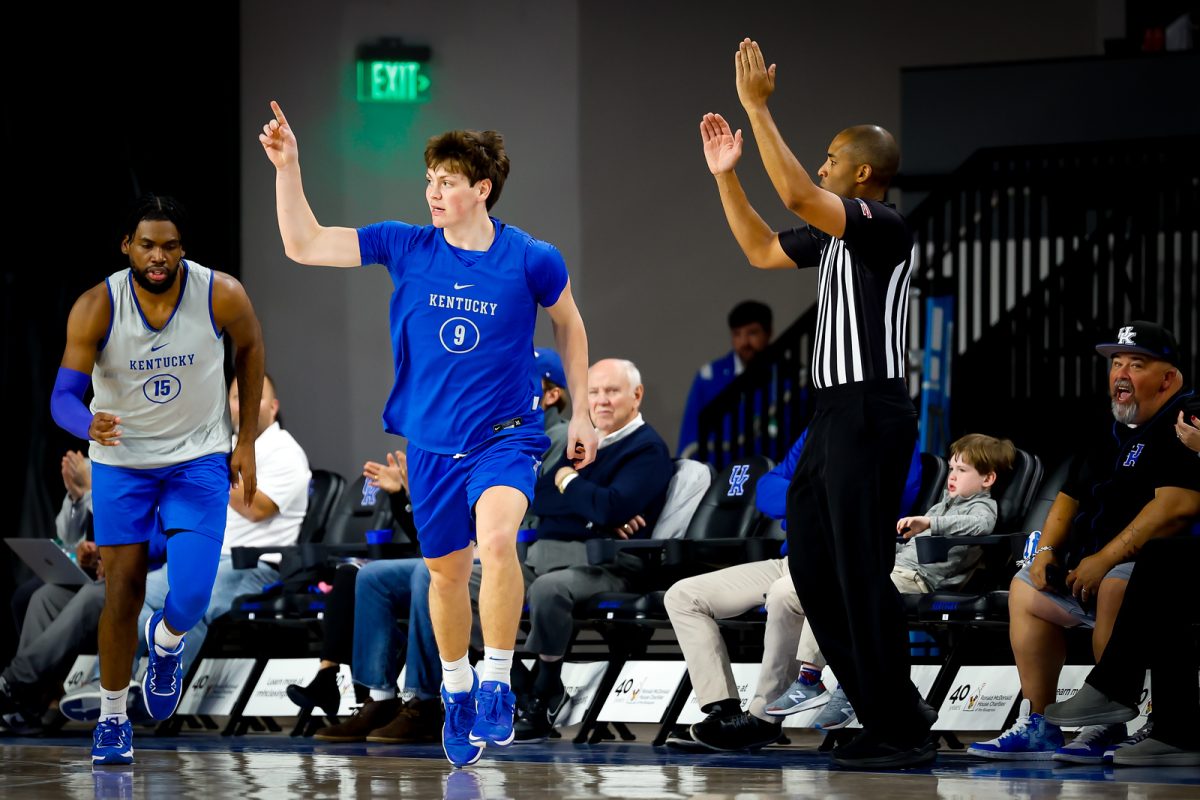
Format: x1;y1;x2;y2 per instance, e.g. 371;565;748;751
91;717;134;765
141;610;185;720
765;674;830;716
1104;716;1154;763
1054;723;1128;764
813;686;856;730
968;700;1064;760
441;668;483;768
470;681;517;746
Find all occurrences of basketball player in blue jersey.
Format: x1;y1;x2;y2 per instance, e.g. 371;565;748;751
50;195;265;765
259;101;596;768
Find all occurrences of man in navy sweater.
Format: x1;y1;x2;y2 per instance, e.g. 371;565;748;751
513;358;673;741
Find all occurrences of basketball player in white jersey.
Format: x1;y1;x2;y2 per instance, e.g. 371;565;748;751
50;195;265;765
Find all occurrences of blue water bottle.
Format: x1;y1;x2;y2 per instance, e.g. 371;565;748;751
1021;530;1041;565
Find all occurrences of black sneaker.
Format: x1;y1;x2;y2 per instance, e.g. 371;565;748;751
831;729;938;769
690;710;782;752
0;679;43;735
663;725;708;750
513;690;567;743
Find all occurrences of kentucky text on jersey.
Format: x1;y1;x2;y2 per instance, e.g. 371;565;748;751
128;354;197;371
427;293;499;316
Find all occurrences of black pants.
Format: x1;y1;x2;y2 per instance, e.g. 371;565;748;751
320;563;359;665
786;378;923;743
1086;536;1199;749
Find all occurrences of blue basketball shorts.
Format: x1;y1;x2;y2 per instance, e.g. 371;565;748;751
91;452;231;547
407;428;550;559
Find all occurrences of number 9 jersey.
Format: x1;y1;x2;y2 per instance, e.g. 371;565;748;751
358;217;568;455
89;261;232;469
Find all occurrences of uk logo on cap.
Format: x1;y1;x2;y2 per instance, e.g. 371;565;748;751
1117;326;1136;345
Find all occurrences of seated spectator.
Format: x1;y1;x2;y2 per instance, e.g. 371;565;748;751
678;300;773;462
10;450;93;637
138;374;310;678
1045;535;1200;767
663;428;923;751
789;433;1013;733
1;524;168;732
969;322;1200;762
288;451;443;744
512;358;673;742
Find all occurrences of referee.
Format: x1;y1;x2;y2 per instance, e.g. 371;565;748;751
699;39;929;768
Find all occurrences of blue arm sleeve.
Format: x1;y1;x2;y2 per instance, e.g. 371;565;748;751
51;367;93;441
755;428;808;520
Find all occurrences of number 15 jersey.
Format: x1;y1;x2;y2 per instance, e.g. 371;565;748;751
358;217;568;455
90;261;232;469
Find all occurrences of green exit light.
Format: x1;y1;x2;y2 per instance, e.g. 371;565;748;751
357;60;431;103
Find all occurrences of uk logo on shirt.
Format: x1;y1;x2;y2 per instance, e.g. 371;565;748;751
1123;443;1145;467
728;465;751;497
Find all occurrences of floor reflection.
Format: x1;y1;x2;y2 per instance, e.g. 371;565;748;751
1;742;1197;800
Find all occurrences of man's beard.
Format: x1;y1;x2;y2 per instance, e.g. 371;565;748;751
132;267;178;294
1111;380;1138;424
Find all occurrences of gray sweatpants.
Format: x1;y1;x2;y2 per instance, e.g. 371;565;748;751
3;581;105;687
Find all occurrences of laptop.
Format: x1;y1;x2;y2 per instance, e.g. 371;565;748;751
6;539;96;586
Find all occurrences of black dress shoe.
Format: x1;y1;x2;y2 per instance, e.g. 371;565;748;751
831;730;938;769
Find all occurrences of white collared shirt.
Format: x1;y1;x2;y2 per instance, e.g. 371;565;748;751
598;413;645;450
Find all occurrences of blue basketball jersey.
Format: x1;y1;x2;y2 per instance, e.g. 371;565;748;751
358;217;568;454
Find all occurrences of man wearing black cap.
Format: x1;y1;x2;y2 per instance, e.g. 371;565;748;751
969;321;1200;761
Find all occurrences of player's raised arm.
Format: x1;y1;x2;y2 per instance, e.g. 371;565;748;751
212;272;265;504
52;285;121;446
259;100;362;267
700;112;796;269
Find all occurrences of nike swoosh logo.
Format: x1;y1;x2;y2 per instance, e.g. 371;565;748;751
453;283;475;290
150;343;170;352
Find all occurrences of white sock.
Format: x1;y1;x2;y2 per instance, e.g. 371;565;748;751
100;684;129;723
154;619;184;654
369;687;396;702
479;647;514;687
441;654;473;694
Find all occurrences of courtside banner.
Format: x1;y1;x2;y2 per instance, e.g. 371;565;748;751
933;665;1021;730
597;661;688;723
178;658;257;716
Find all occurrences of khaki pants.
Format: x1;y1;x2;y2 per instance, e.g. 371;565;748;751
664;557;814;720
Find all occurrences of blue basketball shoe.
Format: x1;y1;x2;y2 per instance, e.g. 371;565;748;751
470;681;517;746
91;717;134;765
441;668;483;768
141;610;185;720
968;700;1064;760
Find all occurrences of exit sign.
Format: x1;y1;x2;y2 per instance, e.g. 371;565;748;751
357;60;431;103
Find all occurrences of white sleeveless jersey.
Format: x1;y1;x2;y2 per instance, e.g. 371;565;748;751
90;261;232;469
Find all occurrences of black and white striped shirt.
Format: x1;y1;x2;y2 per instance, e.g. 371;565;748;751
779;198;914;389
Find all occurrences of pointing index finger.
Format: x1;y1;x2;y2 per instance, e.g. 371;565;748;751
270;100;288;127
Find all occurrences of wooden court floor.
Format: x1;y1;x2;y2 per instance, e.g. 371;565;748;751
2;732;1199;799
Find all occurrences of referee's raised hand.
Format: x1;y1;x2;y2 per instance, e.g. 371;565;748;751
735;38;776;110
